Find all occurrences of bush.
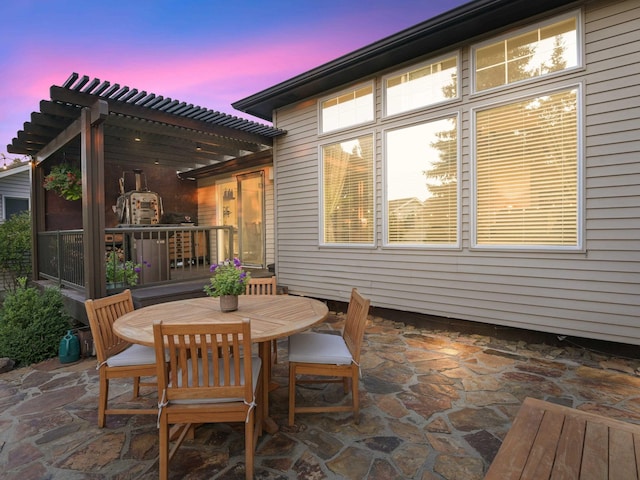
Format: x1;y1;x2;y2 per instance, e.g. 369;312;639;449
0;278;73;367
0;211;32;292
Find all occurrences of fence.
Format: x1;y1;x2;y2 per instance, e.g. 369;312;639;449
38;225;234;291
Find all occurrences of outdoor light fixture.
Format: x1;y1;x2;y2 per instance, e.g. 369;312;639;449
196;143;202;151
134;131;141;142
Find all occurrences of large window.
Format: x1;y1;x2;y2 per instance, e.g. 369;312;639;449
474;88;579;247
320;84;374;134
321;135;374;245
385;116;458;245
474;14;578;92
385;54;458;116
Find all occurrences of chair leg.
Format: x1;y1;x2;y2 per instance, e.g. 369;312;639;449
159;417;169;480
98;372;108;428
245;410;255;480
132;376;141;398
288;364;296;426
352;368;360;425
272;339;278;364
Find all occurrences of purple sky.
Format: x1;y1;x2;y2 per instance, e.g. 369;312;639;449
0;0;469;162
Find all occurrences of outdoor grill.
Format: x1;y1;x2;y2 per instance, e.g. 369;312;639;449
114;169;163;225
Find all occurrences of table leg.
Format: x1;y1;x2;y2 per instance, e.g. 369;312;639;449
259;341;278;434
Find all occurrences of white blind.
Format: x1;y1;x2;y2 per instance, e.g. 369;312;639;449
322;135;374;244
321;85;374;133
386;56;458;116
476;89;578;246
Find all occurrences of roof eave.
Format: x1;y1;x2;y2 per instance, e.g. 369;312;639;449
232;0;578;121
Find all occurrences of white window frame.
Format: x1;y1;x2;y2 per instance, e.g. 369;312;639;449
471;10;583;95
470;83;584;251
383;51;460;118
318;133;376;248
318;81;375;135
382;113;461;249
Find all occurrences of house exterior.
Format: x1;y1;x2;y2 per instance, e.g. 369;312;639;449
0;162;30;223
233;0;640;345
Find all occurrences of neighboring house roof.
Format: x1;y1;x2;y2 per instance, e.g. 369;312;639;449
0;162;30;180
8;73;286;172
233;0;577;121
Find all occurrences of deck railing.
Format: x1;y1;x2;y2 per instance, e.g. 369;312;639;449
38;225;234;291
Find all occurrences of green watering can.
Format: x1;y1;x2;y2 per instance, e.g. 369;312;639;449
59;330;80;364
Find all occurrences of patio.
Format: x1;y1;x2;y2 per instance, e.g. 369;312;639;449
1;310;640;479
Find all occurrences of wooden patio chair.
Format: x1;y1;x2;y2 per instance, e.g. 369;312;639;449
287;288;370;426
153;318;263;480
84;289;157;428
245;275;279;362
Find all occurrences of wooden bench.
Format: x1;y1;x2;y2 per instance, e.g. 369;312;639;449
485;396;640;479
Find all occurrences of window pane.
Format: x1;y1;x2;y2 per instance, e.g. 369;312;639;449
322;135;374;244
475;15;578;91
386;117;458;245
385;56;458;116
5;197;29;220
475;89;578;246
321;85;374;133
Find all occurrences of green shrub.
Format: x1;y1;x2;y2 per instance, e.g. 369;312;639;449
0;211;32;292
0;278;73;367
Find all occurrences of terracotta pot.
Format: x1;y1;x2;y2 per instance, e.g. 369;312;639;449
219;295;238;312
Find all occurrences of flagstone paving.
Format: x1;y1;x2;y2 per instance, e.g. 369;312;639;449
1;311;640;479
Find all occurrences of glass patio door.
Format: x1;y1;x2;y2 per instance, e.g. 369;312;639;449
216;171;265;267
238;172;265;267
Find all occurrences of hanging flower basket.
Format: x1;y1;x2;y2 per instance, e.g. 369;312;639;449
43;164;82;201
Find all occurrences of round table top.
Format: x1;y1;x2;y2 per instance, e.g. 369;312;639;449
113;295;329;346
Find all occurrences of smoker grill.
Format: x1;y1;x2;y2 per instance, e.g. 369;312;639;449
114;169;163;225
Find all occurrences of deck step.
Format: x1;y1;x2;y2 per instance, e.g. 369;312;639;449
131;278;209;309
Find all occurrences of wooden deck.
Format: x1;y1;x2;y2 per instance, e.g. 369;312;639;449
485;397;640;479
38;268;275;324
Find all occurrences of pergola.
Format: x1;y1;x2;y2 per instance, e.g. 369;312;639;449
7;73;285;300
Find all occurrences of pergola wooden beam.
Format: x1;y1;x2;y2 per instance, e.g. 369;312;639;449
50;86;273;147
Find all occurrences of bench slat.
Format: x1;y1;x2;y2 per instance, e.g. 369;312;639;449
485;398;640;480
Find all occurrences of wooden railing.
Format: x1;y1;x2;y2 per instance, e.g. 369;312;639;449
38;225;234;291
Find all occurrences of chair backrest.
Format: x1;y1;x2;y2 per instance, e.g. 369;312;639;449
245;276;277;296
84;289;135;363
153;319;254;403
342;288;370;364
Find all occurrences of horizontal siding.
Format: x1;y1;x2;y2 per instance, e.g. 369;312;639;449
272;0;640;346
0;168;30;222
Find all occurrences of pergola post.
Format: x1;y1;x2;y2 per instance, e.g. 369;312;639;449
81;101;108;299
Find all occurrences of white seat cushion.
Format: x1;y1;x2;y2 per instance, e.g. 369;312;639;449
171;356;262;405
288;332;353;365
106;344;156;367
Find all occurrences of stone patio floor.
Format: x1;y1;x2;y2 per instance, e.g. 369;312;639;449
2;311;640;479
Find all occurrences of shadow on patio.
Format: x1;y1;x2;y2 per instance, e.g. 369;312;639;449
2;311;640;479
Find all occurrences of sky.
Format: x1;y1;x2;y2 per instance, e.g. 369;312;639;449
0;0;470;164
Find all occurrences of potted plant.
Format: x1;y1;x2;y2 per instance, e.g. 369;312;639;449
105;251;143;287
203;258;251;312
43;163;82;201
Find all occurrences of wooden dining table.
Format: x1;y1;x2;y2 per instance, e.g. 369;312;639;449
484;396;640;479
113;294;329;433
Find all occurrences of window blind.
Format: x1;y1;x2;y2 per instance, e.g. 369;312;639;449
476;89;578;246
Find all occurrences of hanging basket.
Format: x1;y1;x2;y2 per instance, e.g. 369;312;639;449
43;164;82;200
